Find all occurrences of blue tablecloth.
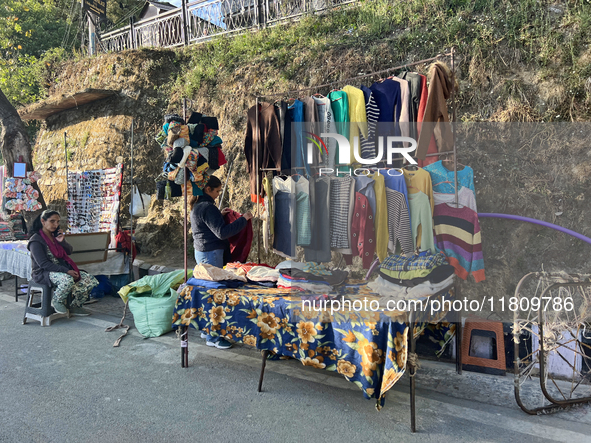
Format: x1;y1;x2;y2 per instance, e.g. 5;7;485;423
172;282;454;408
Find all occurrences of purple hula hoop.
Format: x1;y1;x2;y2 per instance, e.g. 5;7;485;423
478;213;591;247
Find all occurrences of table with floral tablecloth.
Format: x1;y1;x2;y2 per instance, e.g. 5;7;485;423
172;281;455;408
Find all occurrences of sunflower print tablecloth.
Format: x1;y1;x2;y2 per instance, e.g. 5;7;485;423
172;282;455;409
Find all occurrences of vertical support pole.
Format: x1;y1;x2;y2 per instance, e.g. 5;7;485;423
450;48;462;376
64;132;69;202
129;120;134;281
255;98;261;264
129;17;136;50
451;47;458;207
182;99;190;367
181;0;189;46
183;98;188;283
455;280;462;375
88;12;96;56
408;311;416;433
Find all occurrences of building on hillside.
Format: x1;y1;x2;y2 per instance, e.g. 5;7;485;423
136;1;183;47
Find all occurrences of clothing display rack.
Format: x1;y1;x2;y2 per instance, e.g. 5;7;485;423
252;48;462;432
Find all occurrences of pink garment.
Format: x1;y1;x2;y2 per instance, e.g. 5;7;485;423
39;230;79;275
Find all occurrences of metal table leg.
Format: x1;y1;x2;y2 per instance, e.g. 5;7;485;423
258;350;270;392
181;326;189;368
408;312;417;433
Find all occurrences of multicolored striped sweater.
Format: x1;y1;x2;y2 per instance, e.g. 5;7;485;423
433;203;485;282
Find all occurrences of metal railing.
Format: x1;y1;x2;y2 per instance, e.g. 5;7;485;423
99;0;356;52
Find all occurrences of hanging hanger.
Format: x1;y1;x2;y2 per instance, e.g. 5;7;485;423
441;156;466;171
403;163;419;171
312;92;325;98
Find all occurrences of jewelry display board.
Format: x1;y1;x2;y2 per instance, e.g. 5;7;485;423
66;164;123;234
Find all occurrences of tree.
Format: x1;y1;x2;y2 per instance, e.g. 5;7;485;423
0;87;46;209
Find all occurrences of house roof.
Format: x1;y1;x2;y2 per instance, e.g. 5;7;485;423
18;89;118;120
148;1;177;10
138;1;178;20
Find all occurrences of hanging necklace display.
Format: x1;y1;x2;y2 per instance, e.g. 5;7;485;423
66;164;123;234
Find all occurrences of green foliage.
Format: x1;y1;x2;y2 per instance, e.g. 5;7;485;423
0;0;75;106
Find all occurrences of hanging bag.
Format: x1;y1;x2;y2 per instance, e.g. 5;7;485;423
130;185;150;217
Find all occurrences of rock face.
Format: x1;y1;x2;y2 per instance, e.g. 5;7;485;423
133;198;186;257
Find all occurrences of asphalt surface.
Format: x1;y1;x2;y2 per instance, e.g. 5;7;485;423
1;279;591;443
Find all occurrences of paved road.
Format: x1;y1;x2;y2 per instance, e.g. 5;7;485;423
1;284;590;443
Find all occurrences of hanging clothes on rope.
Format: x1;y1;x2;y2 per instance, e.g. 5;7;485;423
329;176;355;254
304;176;332;263
244;102;282;203
433;203;485;282
416;62;456;161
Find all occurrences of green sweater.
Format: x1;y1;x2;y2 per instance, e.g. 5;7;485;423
408;191;436;253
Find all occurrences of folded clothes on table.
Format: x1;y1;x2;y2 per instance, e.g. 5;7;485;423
379;264;455;287
278;268;349;286
247;266;280;282
277;275;333;293
185;278;245;289
193;263;247;282
368;274;455;300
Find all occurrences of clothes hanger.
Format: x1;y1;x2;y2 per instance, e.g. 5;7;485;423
312;92;325;98
403;164;419;171
441;157;466;171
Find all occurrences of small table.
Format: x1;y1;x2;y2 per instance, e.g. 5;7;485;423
0;241;32;301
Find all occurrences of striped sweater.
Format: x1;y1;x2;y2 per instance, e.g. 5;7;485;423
385;188;413;254
433;203;485;283
360;86;380;160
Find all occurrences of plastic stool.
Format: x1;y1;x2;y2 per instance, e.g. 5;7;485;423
461;317;506;375
23;281;68;326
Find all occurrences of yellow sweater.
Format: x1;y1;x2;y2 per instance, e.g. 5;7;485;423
371;173;389;262
342;85;368;162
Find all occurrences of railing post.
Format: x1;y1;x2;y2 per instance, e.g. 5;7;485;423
129;16;136;50
181;0;189;46
264;0;268;27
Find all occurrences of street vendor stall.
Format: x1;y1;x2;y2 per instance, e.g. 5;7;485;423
173;49;477;432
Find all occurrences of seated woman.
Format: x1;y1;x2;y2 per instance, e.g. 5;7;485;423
190;175;253;349
27;210;99;316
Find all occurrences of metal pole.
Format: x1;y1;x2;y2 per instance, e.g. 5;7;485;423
451;47;458;207
255;98;261;264
182;99;189;369
129;120;134;283
64;132;69;202
409;311;417;433
181;0;189;46
183;98;188;283
88;12;96;55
